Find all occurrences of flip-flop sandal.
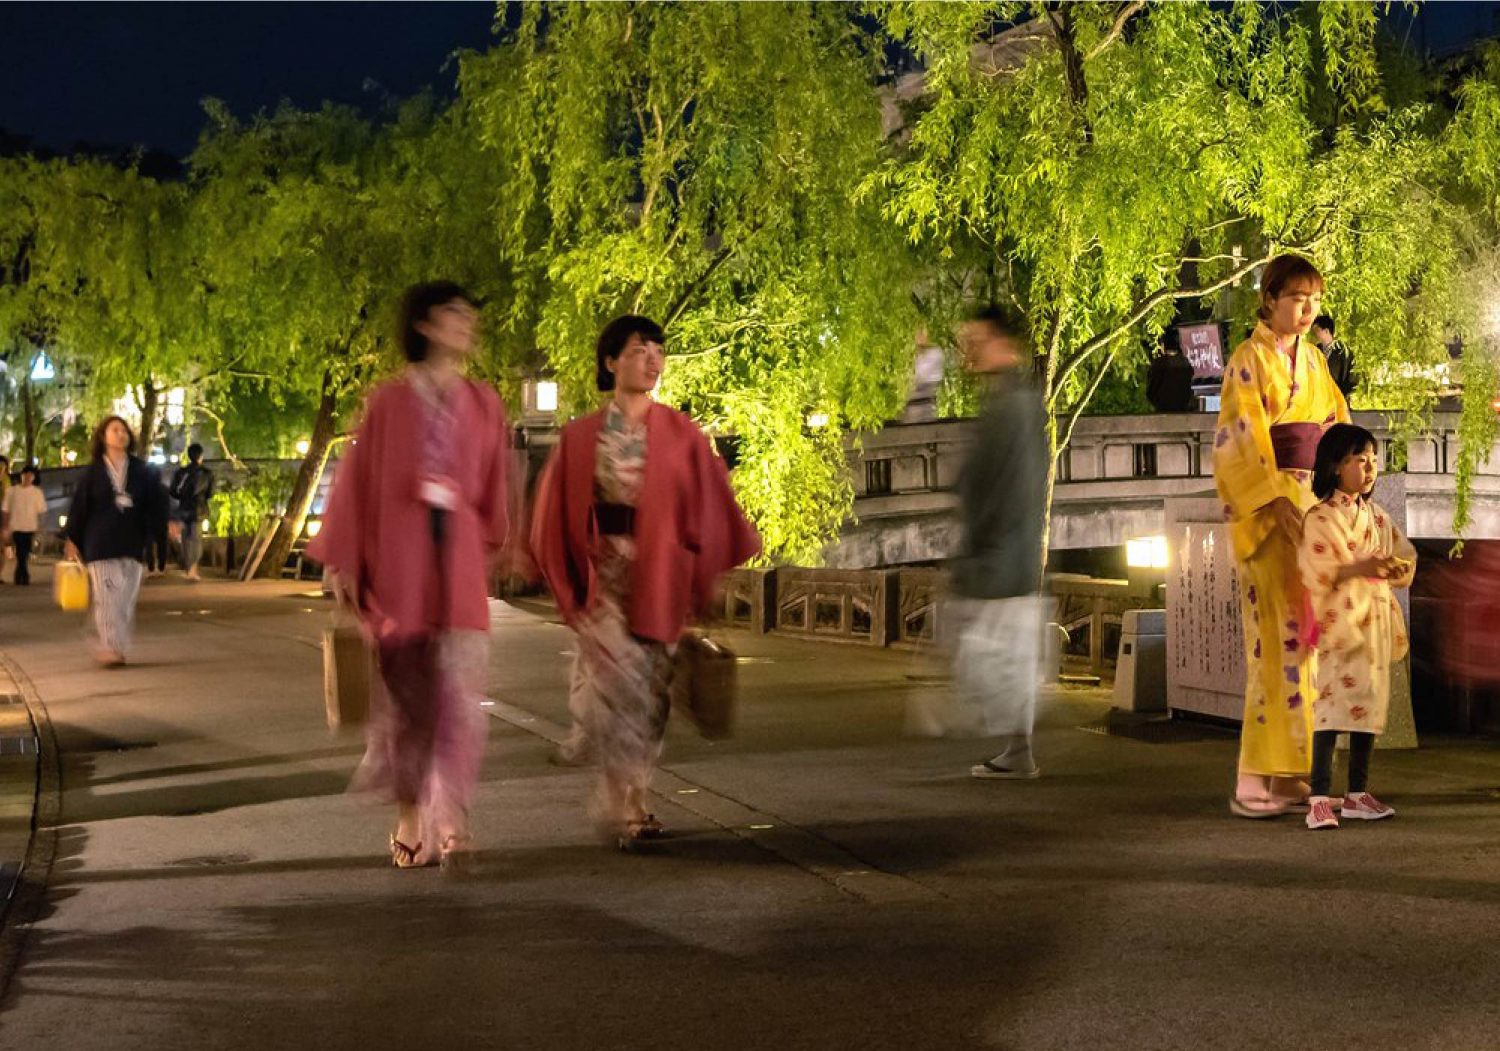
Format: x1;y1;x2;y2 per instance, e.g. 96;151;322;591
1228;796;1290;819
389;835;430;868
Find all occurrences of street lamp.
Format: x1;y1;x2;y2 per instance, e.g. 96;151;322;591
294;438;311;456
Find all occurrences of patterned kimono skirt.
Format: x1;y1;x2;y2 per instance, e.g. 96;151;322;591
569;406;674;820
358;631;490;848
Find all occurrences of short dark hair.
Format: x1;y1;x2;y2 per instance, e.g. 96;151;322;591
1312;422;1377;501
1257;255;1324;321
1313;314;1336;336
187;443;204;463
595;314;666;392
399;281;477;363
965;304;1027;342
1159;327;1182;354
20;464;39;482
90;415;137;463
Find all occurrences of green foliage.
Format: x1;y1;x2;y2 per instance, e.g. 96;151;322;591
460;2;922;561
208;463;295;538
871;0;1500;541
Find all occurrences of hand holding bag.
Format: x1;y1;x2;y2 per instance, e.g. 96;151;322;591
322;612;374;731
671;631;738;739
54;560;90;613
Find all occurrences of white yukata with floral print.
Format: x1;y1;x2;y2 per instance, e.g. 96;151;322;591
1299;493;1416;734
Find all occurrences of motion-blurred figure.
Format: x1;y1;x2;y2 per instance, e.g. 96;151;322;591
948;305;1049;780
63;416;178;665
530;315;759;849
309;281;512;870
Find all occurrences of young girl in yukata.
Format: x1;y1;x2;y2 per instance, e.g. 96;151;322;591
1298;423;1416;831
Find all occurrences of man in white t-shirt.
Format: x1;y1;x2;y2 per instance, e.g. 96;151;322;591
3;465;48;586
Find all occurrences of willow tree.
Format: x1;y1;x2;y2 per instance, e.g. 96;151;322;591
872;1;1500;552
461;1;920;563
189;98;504;576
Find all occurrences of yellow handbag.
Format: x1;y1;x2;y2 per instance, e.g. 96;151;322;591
54;560;90;612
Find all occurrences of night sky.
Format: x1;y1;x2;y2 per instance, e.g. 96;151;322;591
0;2;499;157
2;2;1498;160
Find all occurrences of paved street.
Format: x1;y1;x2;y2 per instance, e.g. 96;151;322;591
1;568;1499;1050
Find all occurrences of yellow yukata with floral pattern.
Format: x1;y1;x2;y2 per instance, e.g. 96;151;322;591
1212;322;1350;776
1299;495;1414;734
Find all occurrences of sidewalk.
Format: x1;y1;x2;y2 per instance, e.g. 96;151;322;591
0;566;1498;1050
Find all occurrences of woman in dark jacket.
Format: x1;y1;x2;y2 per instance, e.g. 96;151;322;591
63;416;176;666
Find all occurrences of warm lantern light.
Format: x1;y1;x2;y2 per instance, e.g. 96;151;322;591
295;438;311;456
535;380;558;412
1126;535;1170;570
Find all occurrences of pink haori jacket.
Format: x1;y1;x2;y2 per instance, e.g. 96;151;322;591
529;402;761;644
308;375;512;643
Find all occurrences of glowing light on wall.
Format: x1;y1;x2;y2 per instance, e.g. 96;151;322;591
535;381;558;413
1126;536;1170;570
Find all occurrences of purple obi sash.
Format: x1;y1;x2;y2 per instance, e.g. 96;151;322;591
1269;422;1321;471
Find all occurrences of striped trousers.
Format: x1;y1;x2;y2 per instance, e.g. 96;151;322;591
88;558;145;657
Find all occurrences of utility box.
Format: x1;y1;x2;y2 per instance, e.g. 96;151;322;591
1113;609;1167;712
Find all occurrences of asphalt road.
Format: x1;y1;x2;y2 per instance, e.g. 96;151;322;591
1;572;1498;1051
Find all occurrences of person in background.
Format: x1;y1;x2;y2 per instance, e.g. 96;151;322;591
2;465;47;586
530;314;760;850
142;467;172;578
1298;423;1415;830
1311;314;1357;401
170;443;215;581
903;327;946;423
947;305;1050;780
0;454;11;584
1213;255;1350;818
63;417;178;665
309;281;512;871
1146;328;1197;413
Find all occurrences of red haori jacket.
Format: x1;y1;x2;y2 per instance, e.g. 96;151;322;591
529;402;761;644
307;376;512;642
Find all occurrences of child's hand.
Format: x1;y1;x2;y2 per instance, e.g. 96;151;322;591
1341;556;1395;581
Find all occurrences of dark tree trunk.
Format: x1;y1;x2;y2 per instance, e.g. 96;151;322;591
138;378;160;455
256;368;338;579
22;373;37;466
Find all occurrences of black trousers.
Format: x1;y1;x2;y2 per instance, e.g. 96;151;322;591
1311;730;1376;797
145;529;170;572
12;532;33;586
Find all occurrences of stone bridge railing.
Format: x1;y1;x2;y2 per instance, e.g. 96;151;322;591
827;410;1500;565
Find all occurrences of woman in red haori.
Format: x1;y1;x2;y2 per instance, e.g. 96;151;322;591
530;315;760;850
309;282;512;870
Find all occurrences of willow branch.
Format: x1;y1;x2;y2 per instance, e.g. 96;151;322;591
1051;250;1275;401
192;403;246;469
1085;1;1147;61
664;244;734;328
1058;352;1119;454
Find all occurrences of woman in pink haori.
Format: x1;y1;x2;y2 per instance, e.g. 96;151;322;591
530;315;760;851
309;281;512;870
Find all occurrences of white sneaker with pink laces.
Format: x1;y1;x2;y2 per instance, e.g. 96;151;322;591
1341;792;1395;820
1305;796;1339;830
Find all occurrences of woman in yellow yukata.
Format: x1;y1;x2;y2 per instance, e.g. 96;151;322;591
1212;255;1350;818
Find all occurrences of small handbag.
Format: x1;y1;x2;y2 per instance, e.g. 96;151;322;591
322;620;374;731
672;631;738;739
54;560;90;613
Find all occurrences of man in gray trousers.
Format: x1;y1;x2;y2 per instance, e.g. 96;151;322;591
949;305;1049;779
